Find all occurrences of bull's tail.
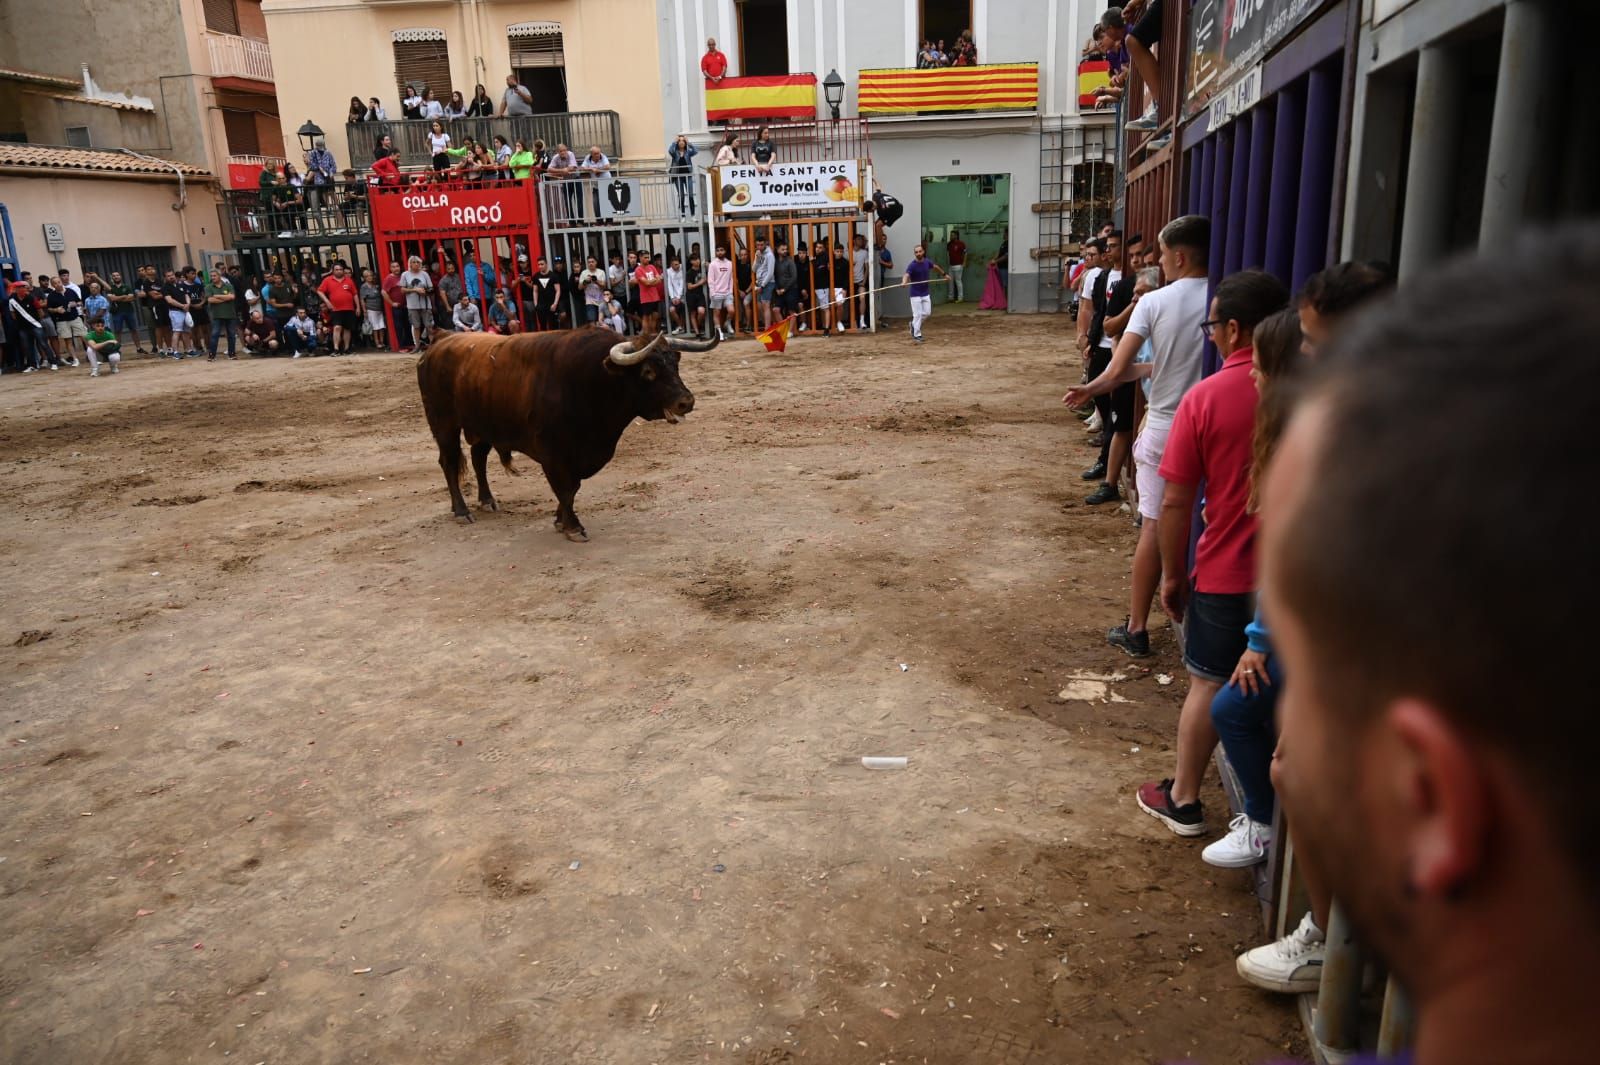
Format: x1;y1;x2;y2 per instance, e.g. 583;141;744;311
497;447;522;476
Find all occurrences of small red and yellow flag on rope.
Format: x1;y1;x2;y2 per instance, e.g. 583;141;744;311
757;316;793;353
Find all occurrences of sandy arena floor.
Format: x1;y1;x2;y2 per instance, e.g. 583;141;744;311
0;315;1300;1064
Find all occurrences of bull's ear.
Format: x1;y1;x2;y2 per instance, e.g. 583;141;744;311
602;357;627;376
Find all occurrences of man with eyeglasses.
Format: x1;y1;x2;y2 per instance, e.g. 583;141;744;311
1063;214;1211;659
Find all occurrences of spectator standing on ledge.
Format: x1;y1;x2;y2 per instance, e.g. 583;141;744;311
667;133;699;216
401;84;422;119
500;73;534;116
305;137;336;217
1254;226;1600;1065
946;230;967;302
467;83;495;117
751;126;776;176
1063;214;1211;659
701;38;729;84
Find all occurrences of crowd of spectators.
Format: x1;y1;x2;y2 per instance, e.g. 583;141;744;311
915;30;979;68
1060;213;1398;1004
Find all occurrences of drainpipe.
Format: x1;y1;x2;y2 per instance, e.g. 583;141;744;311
115;147;193;264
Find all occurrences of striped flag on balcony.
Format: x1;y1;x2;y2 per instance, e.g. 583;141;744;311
858;63;1039;115
705;74;818;121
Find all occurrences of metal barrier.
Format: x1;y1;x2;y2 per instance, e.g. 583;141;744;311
347;112;621;168
220;180;373;246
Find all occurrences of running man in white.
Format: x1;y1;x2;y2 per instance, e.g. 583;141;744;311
902;244;949;343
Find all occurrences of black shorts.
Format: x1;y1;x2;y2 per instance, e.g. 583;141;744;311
331;309;358;331
1183;590;1254;682
1131;0;1163;47
1109;380;1137;433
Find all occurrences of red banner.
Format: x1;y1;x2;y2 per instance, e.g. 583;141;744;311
369;180;539;238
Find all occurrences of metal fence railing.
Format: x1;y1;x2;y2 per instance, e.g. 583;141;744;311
219;180;372;246
346;112;621;169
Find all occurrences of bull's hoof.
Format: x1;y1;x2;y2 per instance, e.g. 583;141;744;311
561;527;589;543
453;509;474;523
478;498;498;512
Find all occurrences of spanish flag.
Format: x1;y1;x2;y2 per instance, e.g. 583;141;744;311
858;63;1039;115
705;74;818;122
1077;59;1111;108
757;316;792;353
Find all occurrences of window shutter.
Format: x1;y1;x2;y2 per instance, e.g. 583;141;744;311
221;109;260;156
393;32;453;100
203;0;240;36
508;23;564;67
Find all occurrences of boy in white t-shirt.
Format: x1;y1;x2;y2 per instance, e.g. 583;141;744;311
1063;214;1211;658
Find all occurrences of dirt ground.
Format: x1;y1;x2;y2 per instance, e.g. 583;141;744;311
0;314;1301;1064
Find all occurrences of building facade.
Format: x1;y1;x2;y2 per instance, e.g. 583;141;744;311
654;0;1116;313
260;0;667;168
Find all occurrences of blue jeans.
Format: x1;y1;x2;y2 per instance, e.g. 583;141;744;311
210;318;238;357
1209;650;1283;824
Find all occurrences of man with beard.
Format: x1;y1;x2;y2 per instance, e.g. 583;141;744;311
530;257;562;331
1253;228;1599;1065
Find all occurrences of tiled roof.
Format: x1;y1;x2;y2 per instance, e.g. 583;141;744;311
24;90;156;113
0;144;212;178
0;66;81;89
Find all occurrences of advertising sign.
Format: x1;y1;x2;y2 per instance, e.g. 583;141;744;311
715;160;862;215
1186;0;1330;119
370;182;537;236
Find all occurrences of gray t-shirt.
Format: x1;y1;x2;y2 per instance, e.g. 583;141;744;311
503;84;534;116
399;270;433;311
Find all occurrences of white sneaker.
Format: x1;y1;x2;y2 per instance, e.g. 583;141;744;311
292;352;302;359
1126;104;1160;131
22;366;35;374
1202;814;1273;868
111;365;119;374
1236;913;1325;994
68;357;80;367
90;368;100;377
1086;410;1103;432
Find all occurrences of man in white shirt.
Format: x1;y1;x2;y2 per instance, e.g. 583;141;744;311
580;146;611;221
547;144;581;221
452;292;483;332
399;255;434;352
1063;214;1211;658
664;255;687;333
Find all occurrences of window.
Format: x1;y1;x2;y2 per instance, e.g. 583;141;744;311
508;22;568;113
65;126;91;148
203;0;240;36
392;29;452;102
222;109;260;156
920;0;972;53
737;0;789;77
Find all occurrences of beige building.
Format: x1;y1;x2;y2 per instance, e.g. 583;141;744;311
260;0;665;167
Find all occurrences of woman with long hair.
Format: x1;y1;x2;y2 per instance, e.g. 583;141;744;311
281;162;307;232
347;96;367;124
445;90;467;119
373;133;394;160
713;130;740;167
467;83;495;117
667;132;698;215
365;96;387;121
419;86;443;120
428;120;451;173
492;134;512;174
401;84;422;120
508;138;535;179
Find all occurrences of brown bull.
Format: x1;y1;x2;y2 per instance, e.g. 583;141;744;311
416;327;717;541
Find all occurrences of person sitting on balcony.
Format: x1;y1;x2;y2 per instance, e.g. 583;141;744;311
365;97;387;121
701;38;729;85
419;86;444;121
750;126;776;176
466;83;495;118
713;131;740;167
402;84;423;120
1102;3;1165;138
445;90;468;119
500;73;534;117
347;96;367;125
428;121;452;173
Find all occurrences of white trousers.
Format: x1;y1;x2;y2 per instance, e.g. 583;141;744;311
910;295;932;338
949;264;964;301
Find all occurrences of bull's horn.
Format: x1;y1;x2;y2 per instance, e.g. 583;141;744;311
606;331;668;366
666;332;721;353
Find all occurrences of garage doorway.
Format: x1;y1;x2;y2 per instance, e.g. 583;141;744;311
919;174;1008;307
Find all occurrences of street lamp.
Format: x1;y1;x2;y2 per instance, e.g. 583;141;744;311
296;119;324;153
823;69;845;121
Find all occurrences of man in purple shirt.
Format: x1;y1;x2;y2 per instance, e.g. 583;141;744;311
1252;228;1599;1065
901;243;947;343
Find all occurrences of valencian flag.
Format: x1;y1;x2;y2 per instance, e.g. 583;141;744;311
859;63;1039;114
1077;59;1111;108
705;74;818;122
757;316;793;353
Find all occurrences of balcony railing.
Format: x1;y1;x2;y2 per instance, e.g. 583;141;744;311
219;180;372;247
858;62;1040;116
699;117;870;165
206;32;273;83
349;113;621;171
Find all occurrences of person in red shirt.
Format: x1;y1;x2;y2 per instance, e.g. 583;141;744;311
1132;269;1289;839
370;151;401;186
316;260;360;356
633;254;665;336
945;230;967;302
701;37;729;84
